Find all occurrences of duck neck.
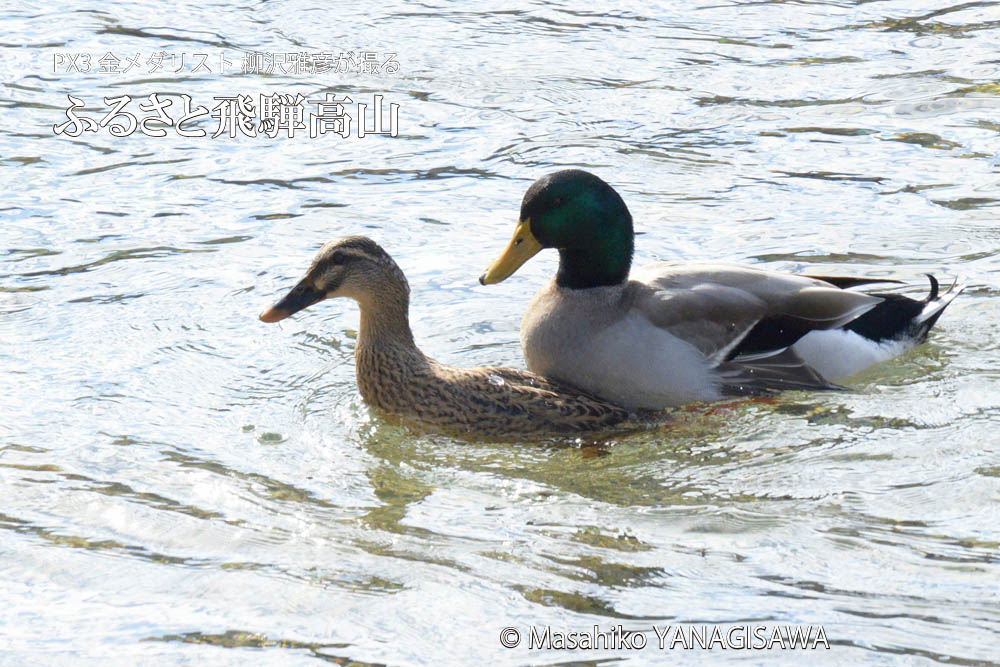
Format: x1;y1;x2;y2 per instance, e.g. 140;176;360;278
555;232;634;290
353;283;426;407
357;290;413;346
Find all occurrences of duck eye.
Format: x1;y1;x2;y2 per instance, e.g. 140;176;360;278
552;196;564;206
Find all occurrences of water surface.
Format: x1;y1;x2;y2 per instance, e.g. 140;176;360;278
2;1;999;664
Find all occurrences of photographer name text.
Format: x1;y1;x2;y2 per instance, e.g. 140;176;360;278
499;623;830;651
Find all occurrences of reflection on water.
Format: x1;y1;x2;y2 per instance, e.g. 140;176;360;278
2;0;999;663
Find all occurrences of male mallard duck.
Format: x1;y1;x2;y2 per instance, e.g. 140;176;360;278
479;169;962;410
259;236;631;437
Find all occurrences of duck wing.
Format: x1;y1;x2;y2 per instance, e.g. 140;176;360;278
800;275;903;289
628;262;883;393
715;347;847;396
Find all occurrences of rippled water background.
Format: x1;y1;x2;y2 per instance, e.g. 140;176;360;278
2;1;999;664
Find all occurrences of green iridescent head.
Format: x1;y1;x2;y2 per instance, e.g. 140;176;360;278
479;170;635;289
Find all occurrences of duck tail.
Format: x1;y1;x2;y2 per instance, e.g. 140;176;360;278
912;274;964;341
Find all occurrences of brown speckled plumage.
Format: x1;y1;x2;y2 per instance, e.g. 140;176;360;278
260;237;631;437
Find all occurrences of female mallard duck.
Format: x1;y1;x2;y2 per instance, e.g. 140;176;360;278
259;236;631;437
479;169;963;410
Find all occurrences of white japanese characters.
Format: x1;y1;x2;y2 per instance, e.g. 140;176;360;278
52;51;399;76
53;93;399;139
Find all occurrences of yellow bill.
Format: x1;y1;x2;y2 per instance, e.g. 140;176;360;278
479;218;542;285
